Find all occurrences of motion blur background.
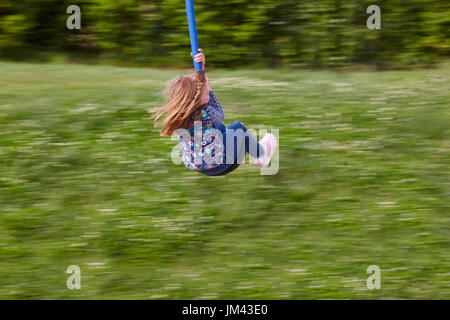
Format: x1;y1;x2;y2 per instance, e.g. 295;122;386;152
0;0;449;299
1;0;449;69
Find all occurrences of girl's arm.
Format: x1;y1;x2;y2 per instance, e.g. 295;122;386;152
205;75;211;91
192;48;212;91
206;90;224;123
192;49;223;122
192;48;206;72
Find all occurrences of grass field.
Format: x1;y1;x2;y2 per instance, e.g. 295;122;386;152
0;61;449;299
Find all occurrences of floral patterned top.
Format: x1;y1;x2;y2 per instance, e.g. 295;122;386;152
178;90;225;171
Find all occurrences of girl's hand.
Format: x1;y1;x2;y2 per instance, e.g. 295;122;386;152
191;48;206;70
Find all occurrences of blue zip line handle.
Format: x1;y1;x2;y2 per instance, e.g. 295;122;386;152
185;0;203;71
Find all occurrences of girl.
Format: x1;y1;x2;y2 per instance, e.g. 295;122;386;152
152;49;277;176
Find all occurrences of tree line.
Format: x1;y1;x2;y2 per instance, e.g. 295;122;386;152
0;0;448;69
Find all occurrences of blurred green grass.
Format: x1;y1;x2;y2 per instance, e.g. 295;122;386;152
0;61;449;299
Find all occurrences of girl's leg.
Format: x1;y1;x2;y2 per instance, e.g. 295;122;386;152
202;121;264;176
199;123;236;176
225;121;265;164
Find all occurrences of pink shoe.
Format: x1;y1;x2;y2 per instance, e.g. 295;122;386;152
255;133;277;168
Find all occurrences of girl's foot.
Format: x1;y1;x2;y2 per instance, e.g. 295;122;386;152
255;133;277;168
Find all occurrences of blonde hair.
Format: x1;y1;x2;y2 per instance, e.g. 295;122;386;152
152;71;207;136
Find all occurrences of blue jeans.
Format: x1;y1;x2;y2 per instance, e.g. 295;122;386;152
201;121;265;176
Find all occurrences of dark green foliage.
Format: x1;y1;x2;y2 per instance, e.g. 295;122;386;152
0;0;450;69
0;1;449;67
